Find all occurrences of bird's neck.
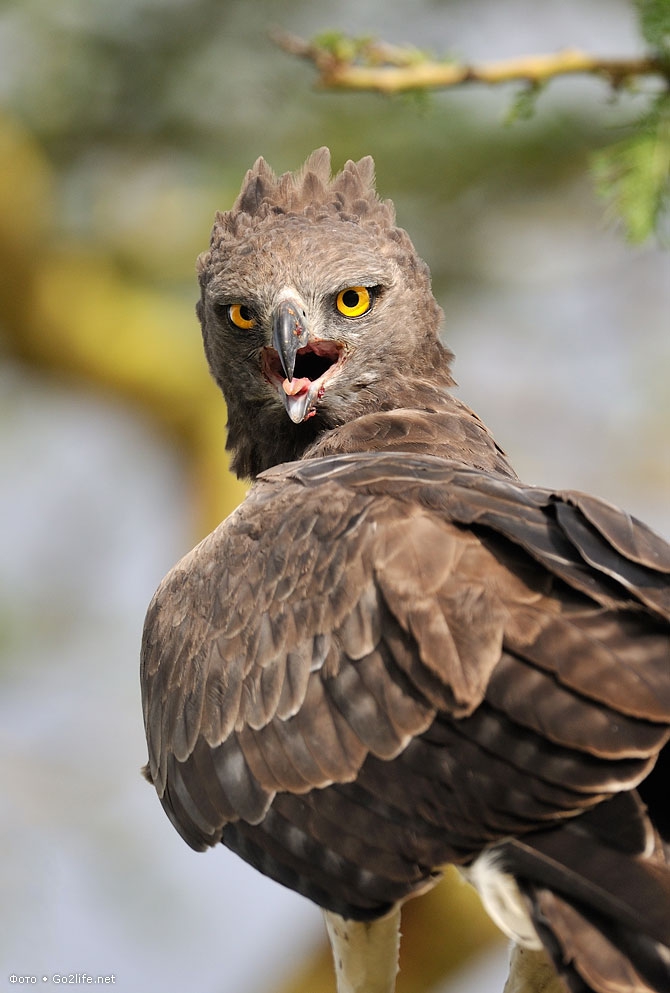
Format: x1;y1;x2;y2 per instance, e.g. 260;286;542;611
225;400;330;479
226;377;516;481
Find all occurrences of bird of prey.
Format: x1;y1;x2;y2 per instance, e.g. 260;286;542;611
141;148;670;993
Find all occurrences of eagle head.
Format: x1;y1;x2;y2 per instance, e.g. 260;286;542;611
196;148;452;478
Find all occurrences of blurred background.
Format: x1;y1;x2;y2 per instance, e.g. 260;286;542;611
1;0;668;991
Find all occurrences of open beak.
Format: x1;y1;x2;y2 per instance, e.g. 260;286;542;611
262;298;345;424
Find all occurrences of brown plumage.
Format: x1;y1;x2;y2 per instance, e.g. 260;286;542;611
141;148;670;993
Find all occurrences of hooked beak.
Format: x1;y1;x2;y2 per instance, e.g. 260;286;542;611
261;298;345;424
272;299;309;382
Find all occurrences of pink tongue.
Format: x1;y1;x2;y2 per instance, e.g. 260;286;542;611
281;377;315;424
282;377;311;396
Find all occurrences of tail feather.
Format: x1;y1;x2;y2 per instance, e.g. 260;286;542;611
496;797;670;993
528;887;670;993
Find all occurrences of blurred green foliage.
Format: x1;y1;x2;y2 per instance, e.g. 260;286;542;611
593;0;670;242
636;0;670;55
594;92;670;243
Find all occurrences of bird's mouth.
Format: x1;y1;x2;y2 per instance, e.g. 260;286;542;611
261;340;345;424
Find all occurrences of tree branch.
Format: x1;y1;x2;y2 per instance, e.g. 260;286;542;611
273;29;669;95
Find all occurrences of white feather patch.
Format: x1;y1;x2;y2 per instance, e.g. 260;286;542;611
462;850;542;950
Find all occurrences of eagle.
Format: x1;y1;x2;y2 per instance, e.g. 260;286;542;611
141;148;670;993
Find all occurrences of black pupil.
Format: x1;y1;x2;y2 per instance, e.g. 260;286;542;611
238;305;252;323
342;290;360;309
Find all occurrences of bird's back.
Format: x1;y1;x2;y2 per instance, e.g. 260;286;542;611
142;403;670;991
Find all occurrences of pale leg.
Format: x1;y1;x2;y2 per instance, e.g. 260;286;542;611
324;906;402;993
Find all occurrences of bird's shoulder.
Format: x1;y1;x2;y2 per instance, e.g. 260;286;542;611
305;392;518;478
141;444;670;832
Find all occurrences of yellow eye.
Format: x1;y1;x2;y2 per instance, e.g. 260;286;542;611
336;286;372;318
228;303;255;329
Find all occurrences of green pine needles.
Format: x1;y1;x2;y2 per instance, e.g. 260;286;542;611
593;0;670;242
593;94;670;243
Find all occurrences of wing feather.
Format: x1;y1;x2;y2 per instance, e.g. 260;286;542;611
141;450;670;923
